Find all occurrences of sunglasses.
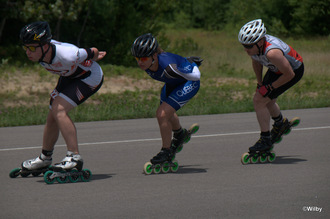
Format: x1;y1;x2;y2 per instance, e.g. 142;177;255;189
135;57;149;62
22;45;42;52
242;44;255;49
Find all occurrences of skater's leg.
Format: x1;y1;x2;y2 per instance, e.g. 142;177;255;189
42;111;60;152
253;92;272;132
156;102;177;149
267;99;282;120
169;112;181;131
50;96;78;154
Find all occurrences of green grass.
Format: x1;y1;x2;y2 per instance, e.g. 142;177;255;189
1;29;329;127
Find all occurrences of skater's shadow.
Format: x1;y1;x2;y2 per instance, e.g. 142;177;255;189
174;165;208;174
272;155;307;165
91;173;115;181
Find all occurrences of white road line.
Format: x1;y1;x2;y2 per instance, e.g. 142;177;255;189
1;126;329;152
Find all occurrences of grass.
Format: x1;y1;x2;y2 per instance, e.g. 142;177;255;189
1;29;329;127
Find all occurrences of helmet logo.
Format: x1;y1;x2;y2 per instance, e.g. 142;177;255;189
33;30;46;41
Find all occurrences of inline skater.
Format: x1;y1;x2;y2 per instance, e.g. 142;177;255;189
18;21;105;174
131;33;201;171
238;19;304;155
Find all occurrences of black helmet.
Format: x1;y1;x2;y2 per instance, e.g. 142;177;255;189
20;21;52;45
131;33;158;57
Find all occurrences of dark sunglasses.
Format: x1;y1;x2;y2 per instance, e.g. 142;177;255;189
242;44;255;49
22;45;42;52
135;57;149;62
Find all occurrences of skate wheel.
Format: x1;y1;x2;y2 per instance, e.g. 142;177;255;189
81;169;92;182
153;164;161;174
44;171;55;184
190;123;200;134
176;145;183;153
291;117;300;127
143;162;153;175
69;169;80;183
161;162;170;173
241;153;250;165
9;168;21;178
267;151;276;163
275;136;283;144
283;128;291;135
170;160;179;173
183;136;191;144
259;153;268;163
56;171;68;183
250;154;259;164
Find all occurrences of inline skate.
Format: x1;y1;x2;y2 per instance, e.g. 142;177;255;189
143;148;179;175
43;154;92;184
9;156;52;178
271;117;300;144
171;123;199;153
241;136;276;165
143;123;199;175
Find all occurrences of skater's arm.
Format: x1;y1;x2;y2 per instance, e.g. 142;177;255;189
90;47;106;61
266;49;295;89
252;58;263;86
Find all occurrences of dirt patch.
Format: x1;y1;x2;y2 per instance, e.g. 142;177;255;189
1;74;159;107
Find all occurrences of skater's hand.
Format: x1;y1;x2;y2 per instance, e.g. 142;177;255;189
258;84;274;97
94;51;106;61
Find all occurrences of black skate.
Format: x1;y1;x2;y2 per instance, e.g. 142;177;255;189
271;117;300;144
43;156;91;184
241;137;276;165
143;148;179;175
171;123;199;153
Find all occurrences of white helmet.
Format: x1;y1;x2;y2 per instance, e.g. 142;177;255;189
238;19;266;45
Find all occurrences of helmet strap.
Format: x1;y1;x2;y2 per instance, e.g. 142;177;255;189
147;54;156;70
38;43;51;63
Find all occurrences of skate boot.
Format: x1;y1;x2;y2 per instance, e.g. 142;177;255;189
10;156;52;178
170;128;188;153
171;123;200;153
143;148;179;175
241;137;276;165
43;153;92;184
271;117;300;144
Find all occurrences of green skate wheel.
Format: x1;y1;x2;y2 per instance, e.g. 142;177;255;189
69;169;80;183
170;160;179;173
153;164;161;174
143;162;153;175
250;154;259;164
291;117;300;127
275;136;283;144
176;145;183;153
183;136;191;144
283;128;291;135
56;171;68;183
190;124;199;134
44;171;55;184
267;151;276;163
241;153;250;165
259;153;268;163
161;162;170;173
81;169;92;182
9;168;21;178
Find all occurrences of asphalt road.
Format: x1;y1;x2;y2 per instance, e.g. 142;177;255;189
1;108;329;219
